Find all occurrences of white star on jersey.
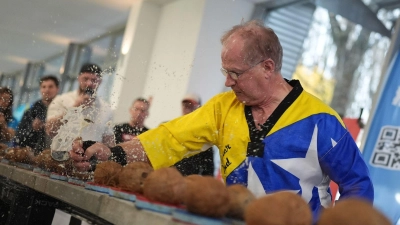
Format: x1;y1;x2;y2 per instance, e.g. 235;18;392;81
270;124;332;203
247;161;267;197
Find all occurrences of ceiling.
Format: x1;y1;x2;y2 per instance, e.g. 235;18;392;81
0;0;133;75
0;0;266;76
0;0;399;75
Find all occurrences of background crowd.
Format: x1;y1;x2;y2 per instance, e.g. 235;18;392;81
0;63;216;176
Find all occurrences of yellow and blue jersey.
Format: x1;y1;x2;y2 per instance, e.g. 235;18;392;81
139;80;373;220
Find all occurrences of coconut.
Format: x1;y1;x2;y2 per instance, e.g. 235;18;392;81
13;147;34;164
185;174;203;183
245;191;312;225
31;149;74;175
184;176;230;218
50;159;74;176
118;162;153;193
0;143;8;156
35;149;52;170
143;167;185;205
3;148;16;161
93;161;122;186
226;184;256;220
174;174;203;201
123;161;153;170
317;198;391;225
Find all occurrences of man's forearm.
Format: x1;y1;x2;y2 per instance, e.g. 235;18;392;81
102;134;116;147
119;137;150;164
45;116;64;138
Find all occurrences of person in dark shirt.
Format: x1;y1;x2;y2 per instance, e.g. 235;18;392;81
114;98;150;144
174;93;215;176
0;87;18;146
15;75;59;153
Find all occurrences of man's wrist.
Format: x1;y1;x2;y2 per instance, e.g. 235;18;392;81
82;141;127;166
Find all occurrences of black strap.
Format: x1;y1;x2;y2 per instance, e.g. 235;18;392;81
82;141;127;167
82;140;98;171
109;146;127;166
246;79;303;157
82;141;96;150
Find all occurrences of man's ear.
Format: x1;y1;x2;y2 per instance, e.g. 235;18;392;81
262;59;275;73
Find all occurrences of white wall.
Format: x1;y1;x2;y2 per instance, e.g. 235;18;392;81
112;0;256;128
188;0;255;103
142;0;206;127
111;0;162;123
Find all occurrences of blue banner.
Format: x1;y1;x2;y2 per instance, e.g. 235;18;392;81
362;51;400;224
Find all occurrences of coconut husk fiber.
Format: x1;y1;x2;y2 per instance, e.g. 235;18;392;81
13;147;34;164
34;149;52;169
317;198;391;225
93;161;122;187
226;184;256;220
3;148;16;161
0;143;8;156
184;175;230;218
143;167;185;205
245;191;312;225
48;159;74;175
33;149;73;175
4;147;34;164
118;162;153;193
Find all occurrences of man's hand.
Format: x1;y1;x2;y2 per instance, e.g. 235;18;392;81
45;115;66;138
69;139;111;172
32;118;44;131
73;93;93;107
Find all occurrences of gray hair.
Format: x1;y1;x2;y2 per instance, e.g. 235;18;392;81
220;20;283;71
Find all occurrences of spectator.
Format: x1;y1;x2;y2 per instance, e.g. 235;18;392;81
114;98;150;144
46;63;115;146
181;93;201;115
0;87;17;146
15;75;59;153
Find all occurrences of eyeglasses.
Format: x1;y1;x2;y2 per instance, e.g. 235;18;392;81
221;59;266;80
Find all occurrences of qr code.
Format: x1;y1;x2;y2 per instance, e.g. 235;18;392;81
370;126;400;170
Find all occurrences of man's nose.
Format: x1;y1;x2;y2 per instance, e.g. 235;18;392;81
225;75;235;87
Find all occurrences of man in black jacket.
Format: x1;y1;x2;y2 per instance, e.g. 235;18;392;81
113;98;150;144
15;75;59;153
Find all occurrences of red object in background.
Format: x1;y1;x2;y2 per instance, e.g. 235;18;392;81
329;117;362;205
342;118;362;141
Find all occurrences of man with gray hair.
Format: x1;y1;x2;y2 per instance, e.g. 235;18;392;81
71;21;373;222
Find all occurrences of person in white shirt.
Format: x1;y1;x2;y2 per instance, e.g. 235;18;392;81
45;63;115;147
